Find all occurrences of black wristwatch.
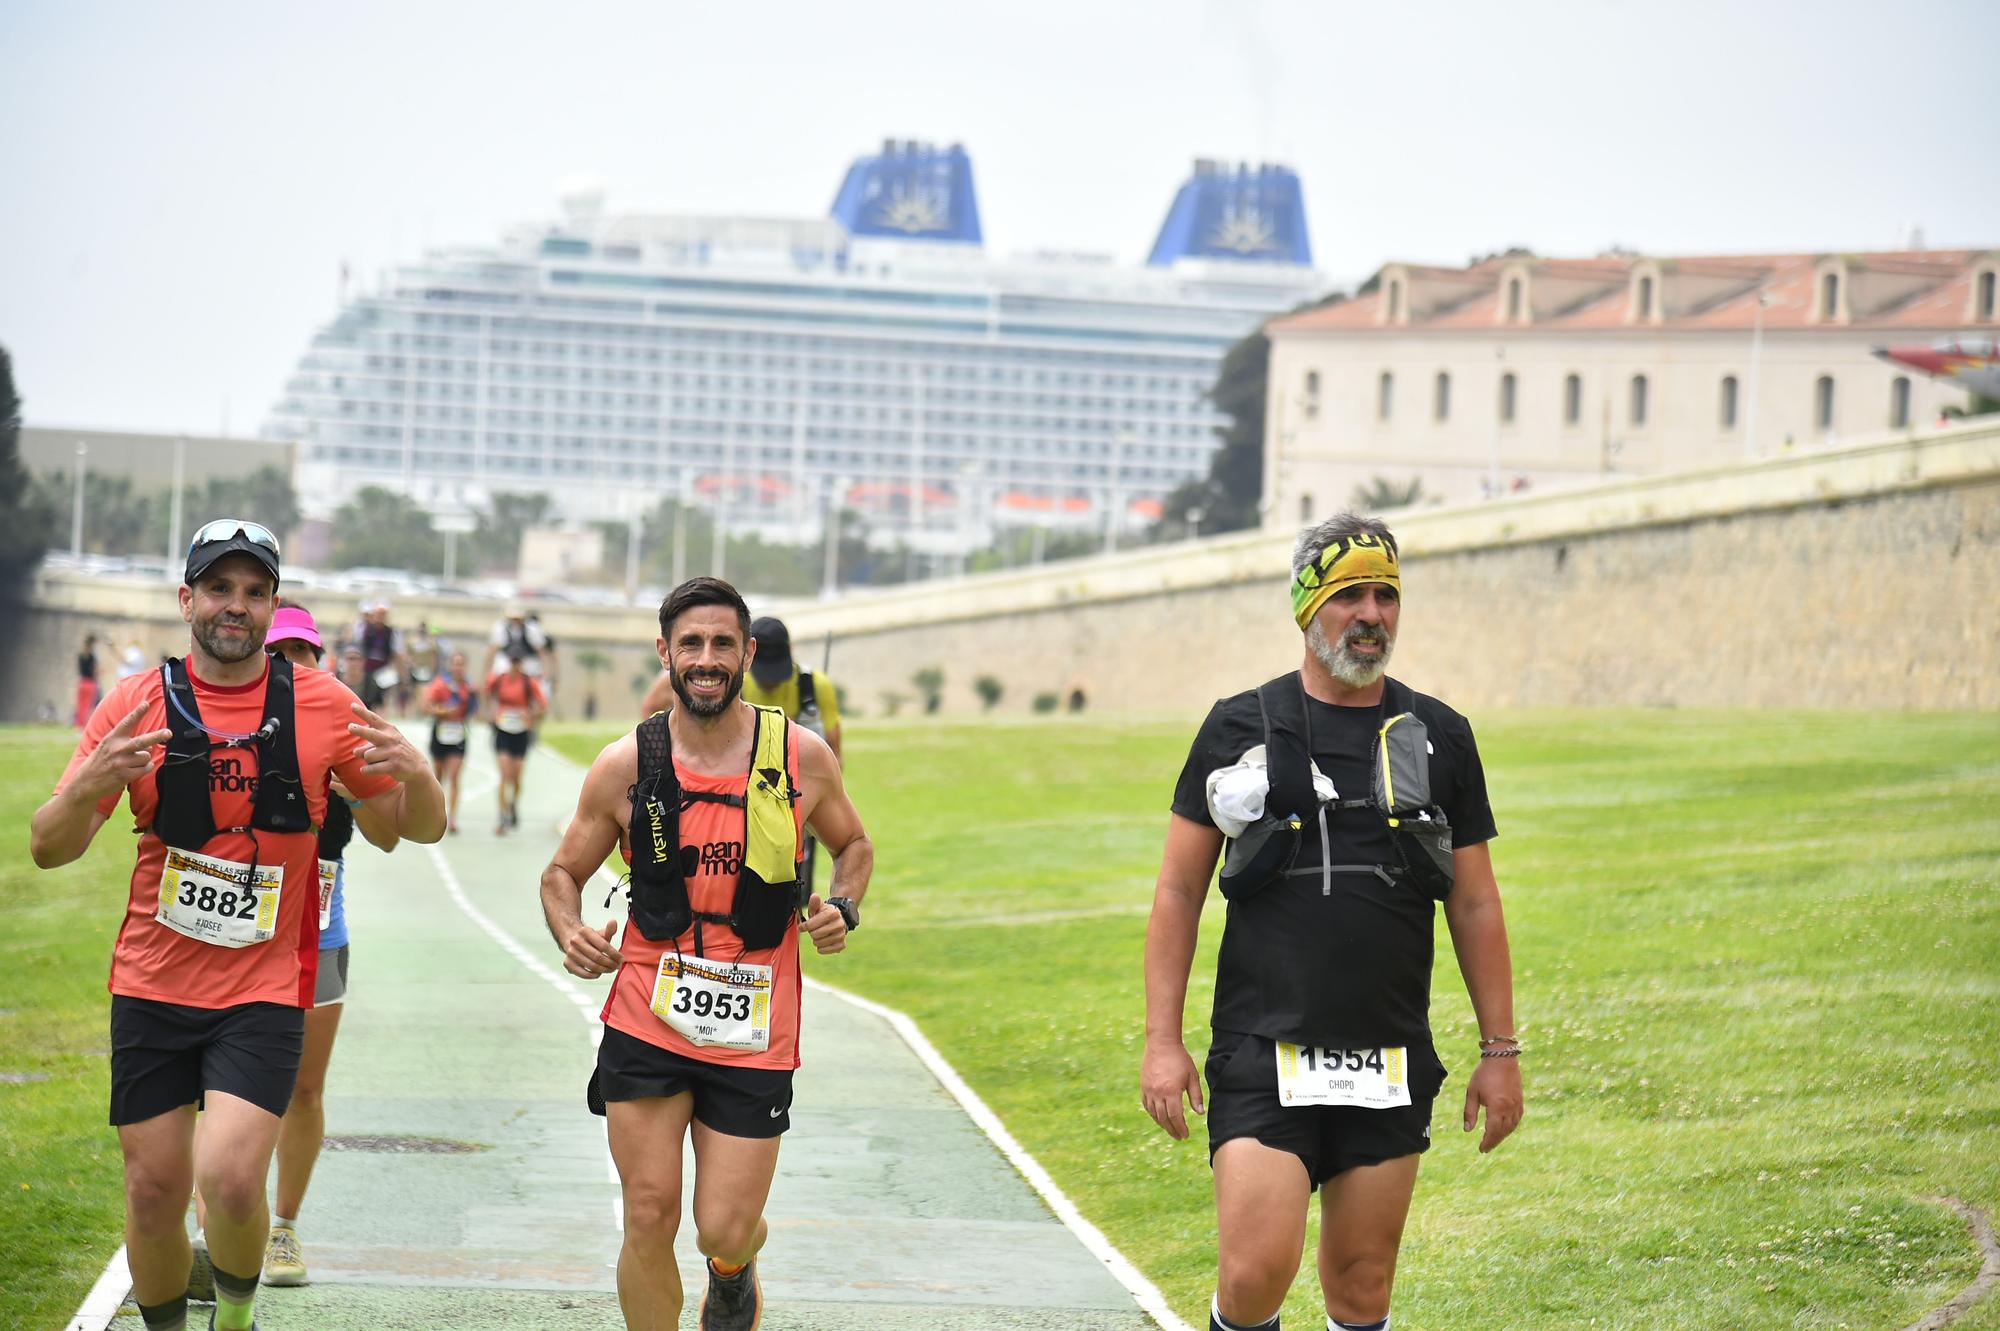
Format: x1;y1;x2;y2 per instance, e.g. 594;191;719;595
826;896;860;932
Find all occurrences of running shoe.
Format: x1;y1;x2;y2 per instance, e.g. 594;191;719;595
186;1232;214;1302
699;1257;761;1331
262;1224;307;1286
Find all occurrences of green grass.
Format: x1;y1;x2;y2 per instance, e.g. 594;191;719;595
7;712;1997;1330
551;709;2000;1331
0;729;134;1330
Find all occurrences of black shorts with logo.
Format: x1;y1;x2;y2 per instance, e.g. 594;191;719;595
109;996;305;1126
1204;1029;1445;1187
588;1025;793;1138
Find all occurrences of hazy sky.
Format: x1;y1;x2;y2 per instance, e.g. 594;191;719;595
4;0;1996;437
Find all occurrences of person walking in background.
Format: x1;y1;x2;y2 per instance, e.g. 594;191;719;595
1141;511;1522;1331
484;602;554;692
76;633;102;728
119;639;151;681
486;649;547;835
355;601;403;715
427;649;476;835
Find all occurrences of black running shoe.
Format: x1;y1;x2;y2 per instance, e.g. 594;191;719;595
699;1257;760;1331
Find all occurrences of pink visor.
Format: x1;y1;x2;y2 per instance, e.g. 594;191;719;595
266;606;323;650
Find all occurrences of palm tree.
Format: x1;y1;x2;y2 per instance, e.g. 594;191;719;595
1349;475;1425;511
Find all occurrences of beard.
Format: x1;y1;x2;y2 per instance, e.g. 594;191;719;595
1308;618;1394;688
192;610;266;664
669;659;745;718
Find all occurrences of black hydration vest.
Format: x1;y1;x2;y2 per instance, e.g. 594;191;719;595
318;790;355;862
794;669;825;738
1216;673;1455;903
152;655;312;852
626;707;804;954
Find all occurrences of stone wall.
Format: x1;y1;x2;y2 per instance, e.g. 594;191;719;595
6;421;1995;727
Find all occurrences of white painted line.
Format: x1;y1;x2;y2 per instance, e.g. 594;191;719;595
804;975;1195;1331
65;1242;130;1331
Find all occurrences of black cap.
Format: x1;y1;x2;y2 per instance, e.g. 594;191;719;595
184;533;281;590
748;616;793;688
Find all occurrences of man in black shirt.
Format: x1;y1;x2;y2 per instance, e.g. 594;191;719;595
1141;512;1522;1331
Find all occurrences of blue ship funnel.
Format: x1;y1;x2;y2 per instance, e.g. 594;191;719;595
830;140;983;245
1147;160;1311;267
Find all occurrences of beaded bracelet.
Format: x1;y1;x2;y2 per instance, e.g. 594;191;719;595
1478;1034;1517;1047
1479;1046;1522;1059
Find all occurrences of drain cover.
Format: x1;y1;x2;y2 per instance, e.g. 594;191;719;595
323;1134;487;1155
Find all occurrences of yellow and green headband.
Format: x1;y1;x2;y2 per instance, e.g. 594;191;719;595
1291;533;1402;629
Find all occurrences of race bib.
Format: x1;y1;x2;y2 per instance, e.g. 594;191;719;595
157;848;284;948
317;858;338;929
435;720;466;746
373;666;400;690
496;709;529;735
1275;1043;1411;1108
649;954;772;1051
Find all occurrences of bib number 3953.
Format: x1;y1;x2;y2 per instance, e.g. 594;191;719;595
650;955;772;1051
1275;1043;1411;1108
157;848;284;948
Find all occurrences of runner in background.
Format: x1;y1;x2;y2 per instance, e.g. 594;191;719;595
485;649;547;835
426;650;476;835
77;633;102;728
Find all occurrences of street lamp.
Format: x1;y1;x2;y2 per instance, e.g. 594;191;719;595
1745;291;1776;461
71;441;87;558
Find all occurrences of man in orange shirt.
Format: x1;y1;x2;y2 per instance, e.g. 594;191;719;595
30;520;446;1331
484;649;547;835
539;577;872;1331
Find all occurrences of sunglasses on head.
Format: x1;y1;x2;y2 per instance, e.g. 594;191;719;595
188;519;281;557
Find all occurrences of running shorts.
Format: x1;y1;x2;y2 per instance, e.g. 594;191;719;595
109;996;305;1125
492;727;533;759
314;944;350;1006
1203;1029;1445;1187
588;1026;794;1138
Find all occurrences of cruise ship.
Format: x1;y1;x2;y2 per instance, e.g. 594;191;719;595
266;142;1326;554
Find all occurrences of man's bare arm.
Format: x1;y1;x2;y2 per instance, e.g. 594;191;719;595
1141;814;1224;1140
1443;840;1523;1153
31;704;169;868
540;738;634;979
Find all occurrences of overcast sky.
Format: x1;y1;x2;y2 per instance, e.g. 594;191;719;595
5;0;1996;437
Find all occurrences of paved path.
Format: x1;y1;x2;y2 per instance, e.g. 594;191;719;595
106;729;1166;1330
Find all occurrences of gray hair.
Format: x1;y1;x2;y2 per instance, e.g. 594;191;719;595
1292;510;1400;578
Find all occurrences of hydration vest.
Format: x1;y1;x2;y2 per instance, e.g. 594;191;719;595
794;669;825;739
1216;673;1455;903
318;788;355;862
626;705;803;953
152;655;313;851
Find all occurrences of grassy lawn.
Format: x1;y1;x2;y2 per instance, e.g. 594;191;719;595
6;710;1996;1330
554;708;2000;1331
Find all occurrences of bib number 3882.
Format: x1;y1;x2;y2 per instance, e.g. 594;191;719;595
157;847;284;948
650;955;772;1051
1275;1043;1411;1108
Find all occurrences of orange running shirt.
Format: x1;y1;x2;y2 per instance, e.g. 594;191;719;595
58;661;395;1010
485;673;546;712
426;676;475;719
601;723;806;1070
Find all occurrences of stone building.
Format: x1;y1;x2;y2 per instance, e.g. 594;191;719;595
1262;248;1999;519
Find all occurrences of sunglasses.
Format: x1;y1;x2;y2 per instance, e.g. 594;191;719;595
188;519;281;558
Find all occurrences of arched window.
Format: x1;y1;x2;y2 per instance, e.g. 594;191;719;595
1378;371;1394;421
1720;375;1740;429
1890;376;1911;429
1507;278;1523;322
1434;371;1451;422
1563;374;1582;426
1386;280;1403;322
1821;272;1841;320
1630;374;1649;427
1815;375;1836;429
1499;371;1518;424
1980;270;1997;322
1637;275;1655;320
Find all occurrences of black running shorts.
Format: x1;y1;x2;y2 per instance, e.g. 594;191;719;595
492;727;533;759
109;996;305;1126
589;1025;794;1138
1203;1029;1445;1187
429;737;467;760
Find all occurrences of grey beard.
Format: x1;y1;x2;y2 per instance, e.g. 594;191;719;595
671;665;743;718
193;617;264;664
1307;619;1393;688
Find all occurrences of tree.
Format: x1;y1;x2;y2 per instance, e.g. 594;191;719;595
149;465;302;552
0;345;53;587
331;486;444;572
1349;476;1425;511
911;666;945;715
575;648;612;720
472;492;558;574
32;470;157;555
973;675;1003;711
